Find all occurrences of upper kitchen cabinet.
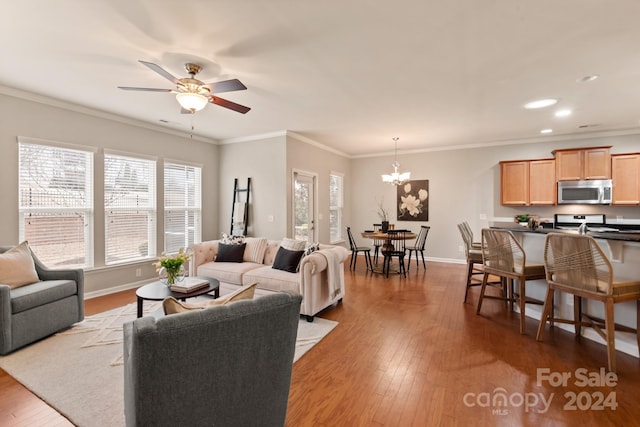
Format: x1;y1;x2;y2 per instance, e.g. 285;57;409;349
611;153;640;205
501;160;528;205
553;146;611;180
500;159;556;206
529;159;556;205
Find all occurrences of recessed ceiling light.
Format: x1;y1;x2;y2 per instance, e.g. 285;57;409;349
577;75;599;83
555;109;572;118
540;129;553;134
524;99;558;109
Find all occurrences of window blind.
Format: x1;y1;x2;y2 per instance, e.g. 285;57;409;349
164;162;202;253
104;153;156;265
18;141;94;268
329;173;344;243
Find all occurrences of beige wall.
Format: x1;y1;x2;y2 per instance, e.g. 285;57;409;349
217;133;351;246
0;92;219;295
286;134;351;245
218;134;287;240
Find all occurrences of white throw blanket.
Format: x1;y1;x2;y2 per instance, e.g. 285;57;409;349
317;248;344;299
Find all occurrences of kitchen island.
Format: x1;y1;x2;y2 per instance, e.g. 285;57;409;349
489;222;640;358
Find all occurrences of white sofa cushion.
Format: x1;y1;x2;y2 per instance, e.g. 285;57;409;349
242;265;300;292
197;261;263;285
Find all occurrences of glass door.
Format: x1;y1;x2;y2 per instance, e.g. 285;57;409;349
293;171;316;242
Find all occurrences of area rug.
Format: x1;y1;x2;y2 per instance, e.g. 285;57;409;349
0;302;337;427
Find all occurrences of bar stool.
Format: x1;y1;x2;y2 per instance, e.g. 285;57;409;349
457;223;485;303
476;228;545;334
536;233;640;372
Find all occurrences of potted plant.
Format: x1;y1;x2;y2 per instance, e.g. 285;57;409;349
153;248;191;285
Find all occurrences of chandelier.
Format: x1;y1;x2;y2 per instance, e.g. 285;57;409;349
381;137;411;185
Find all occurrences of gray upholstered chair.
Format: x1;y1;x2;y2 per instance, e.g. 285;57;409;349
123;291;303;427
0;245;84;355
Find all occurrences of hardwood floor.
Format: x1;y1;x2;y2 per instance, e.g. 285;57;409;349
2;260;640;426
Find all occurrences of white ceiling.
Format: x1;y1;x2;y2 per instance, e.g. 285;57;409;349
2;1;640;157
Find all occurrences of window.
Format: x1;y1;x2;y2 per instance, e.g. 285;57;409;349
329;173;344;243
104;153;156;265
18;140;94;269
164;162;202;253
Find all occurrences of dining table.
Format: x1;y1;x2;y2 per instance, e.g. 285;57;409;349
361;230;417;274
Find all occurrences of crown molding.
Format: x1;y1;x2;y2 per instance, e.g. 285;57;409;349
0;84;218;144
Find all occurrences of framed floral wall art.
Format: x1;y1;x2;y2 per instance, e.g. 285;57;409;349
397;180;429;221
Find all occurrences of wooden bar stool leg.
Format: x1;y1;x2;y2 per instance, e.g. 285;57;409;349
518;279;526;334
476;272;489;314
605;299;616;373
536;287;555;341
574;296;582;337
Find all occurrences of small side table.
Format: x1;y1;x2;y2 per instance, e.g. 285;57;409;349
135;277;220;318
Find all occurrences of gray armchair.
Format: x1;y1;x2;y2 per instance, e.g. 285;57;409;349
123;291;302;427
0;245;84;355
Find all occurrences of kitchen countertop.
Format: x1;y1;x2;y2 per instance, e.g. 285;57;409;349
490;222;640;243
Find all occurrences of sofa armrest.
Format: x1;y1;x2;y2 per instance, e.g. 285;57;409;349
189;240;220;276
299;251;328;275
0;285;11;354
30;250;84;307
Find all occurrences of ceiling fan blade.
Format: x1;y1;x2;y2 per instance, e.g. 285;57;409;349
206;79;247;94
139;60;179;84
211;96;251;114
118;86;172;92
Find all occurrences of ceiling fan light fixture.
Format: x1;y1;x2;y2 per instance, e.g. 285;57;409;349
176;92;208;112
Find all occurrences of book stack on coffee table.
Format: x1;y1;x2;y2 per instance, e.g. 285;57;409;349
170;277;210;293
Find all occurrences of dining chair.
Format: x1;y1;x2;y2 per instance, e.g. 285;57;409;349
476;228;545;334
372;223;385;265
536;233;640;372
381;229;408;278
407;225;430;271
346;226;373;271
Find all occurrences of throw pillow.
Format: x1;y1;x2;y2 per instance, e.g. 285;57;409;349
221;233;245;245
243;238;268;263
162;282;258;314
280;238;307;251
215;243;246;262
304;242;320;256
0;241;39;289
272;247;305;273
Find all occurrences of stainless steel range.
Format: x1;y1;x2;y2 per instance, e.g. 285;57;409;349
553;213;620;232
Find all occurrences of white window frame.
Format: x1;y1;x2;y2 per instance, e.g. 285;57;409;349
329;172;344;244
18;137;95;269
163;161;202;254
104;151;156;265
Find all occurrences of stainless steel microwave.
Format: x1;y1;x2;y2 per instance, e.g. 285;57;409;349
557;179;612;205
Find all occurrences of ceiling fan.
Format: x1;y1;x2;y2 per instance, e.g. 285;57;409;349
118;60;250;114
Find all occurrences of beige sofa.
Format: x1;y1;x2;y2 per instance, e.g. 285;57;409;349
189;238;348;321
